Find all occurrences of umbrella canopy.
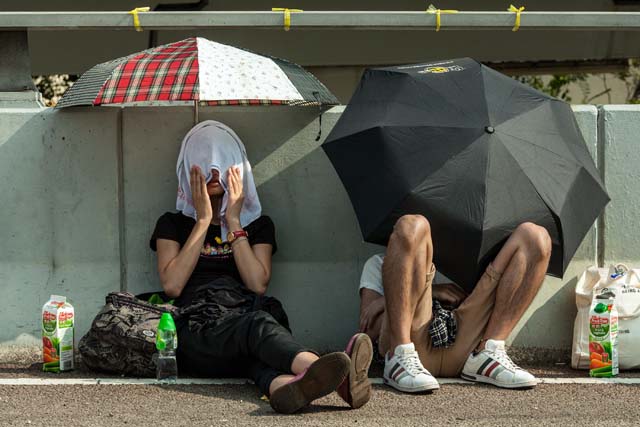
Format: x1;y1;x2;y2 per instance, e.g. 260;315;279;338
56;37;337;108
322;58;610;292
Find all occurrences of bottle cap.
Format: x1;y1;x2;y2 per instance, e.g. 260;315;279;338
158;312;176;332
156;313;177;351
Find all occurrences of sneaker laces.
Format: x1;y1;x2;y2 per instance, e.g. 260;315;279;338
491;348;520;372
398;350;429;376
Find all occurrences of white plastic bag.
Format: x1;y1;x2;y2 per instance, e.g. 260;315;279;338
572;264;640;369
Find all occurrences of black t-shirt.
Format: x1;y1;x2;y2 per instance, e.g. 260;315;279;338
150;212;277;305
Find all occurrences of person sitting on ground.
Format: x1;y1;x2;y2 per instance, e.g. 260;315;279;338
358;214;551;393
150;120;373;413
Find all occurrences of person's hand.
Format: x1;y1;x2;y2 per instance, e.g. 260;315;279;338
432;283;467;308
359;297;385;334
225;166;244;228
190;165;213;223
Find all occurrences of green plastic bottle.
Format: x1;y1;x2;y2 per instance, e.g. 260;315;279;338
156;312;178;382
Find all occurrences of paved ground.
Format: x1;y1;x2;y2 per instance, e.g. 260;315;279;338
2;346;639;426
1;382;639;427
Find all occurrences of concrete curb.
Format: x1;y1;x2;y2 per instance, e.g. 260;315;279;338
0;377;637;386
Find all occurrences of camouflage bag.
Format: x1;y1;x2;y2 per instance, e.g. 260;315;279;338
79;291;178;377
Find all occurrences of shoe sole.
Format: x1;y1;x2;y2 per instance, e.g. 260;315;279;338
270;352;350;414
383;377;440;393
460;372;538;389
345;334;373;409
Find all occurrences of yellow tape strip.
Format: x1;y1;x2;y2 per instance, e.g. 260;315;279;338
426;4;458;32
508;5;525;32
272;8;303;31
128;7;150;32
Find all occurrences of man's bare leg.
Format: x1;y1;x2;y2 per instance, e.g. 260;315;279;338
375;215;440;393
481;222;552;346
381;215;433;351
460;222;551;389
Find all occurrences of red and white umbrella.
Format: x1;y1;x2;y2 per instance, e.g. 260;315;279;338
57;37;338;110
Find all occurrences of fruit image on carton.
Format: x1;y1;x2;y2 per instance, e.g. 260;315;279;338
589;292;619;377
42;295;74;372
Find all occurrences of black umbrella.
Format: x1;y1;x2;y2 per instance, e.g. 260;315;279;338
322;58;610;292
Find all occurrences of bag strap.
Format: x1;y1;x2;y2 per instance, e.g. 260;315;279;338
615;263;630;274
106;292;178;317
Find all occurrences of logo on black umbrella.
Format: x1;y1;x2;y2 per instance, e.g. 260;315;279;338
418;65;465;74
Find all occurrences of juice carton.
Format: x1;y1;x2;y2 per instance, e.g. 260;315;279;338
42;295;74;372
589;292;618;377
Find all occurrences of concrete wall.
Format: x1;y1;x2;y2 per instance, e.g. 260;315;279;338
0;106;120;345
0;103;631;352
601;105;640;266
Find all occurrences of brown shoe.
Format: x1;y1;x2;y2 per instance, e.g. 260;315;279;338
270;352;350;414
337;333;373;409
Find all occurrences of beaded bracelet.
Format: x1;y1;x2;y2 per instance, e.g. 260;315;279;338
231;236;249;247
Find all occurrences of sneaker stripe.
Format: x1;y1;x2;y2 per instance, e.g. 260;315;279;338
392;367;406;381
476;357;494;375
484;361;500;377
491;365;506;379
395;371;411;382
388;362;401;379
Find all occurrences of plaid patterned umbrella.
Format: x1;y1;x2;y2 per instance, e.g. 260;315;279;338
56;37;338;109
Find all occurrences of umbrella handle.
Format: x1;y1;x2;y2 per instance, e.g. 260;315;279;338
313;91;323;141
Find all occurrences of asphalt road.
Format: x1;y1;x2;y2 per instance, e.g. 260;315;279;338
0;383;638;427
1;346;638;426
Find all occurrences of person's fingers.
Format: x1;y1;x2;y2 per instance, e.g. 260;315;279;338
226;169;233;196
361;316;369;333
360;309;370;331
235;167;243;194
190;166;199;200
228;168;237;195
199;169;207;196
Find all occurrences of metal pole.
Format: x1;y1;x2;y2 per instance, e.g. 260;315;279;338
116;108;127;292
3;11;640;31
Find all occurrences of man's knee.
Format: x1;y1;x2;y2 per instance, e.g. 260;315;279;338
390;215;431;250
514;222;552;262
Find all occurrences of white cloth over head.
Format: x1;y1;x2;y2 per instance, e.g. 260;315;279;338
176;120;261;240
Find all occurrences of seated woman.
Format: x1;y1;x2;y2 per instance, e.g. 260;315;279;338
150;120;372;413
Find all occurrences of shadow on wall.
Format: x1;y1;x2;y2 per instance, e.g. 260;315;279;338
0;108;121;344
120;106;380;348
121;106;371;292
510;274;580;351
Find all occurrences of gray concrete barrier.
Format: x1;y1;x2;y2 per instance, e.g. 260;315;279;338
0;103;620;352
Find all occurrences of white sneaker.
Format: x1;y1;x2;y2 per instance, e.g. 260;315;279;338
383;343;440;393
461;339;538;389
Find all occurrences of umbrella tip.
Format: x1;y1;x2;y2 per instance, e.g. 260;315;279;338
484;126;495;134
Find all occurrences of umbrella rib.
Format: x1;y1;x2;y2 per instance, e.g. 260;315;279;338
375;100;480;129
497;129;583;169
389;78;481;126
490;85;517;125
496;134;578;214
448;76;487;125
479;135;491;264
380;123;481;130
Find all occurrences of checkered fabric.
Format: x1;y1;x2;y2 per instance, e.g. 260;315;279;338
57;37;338;109
95;38;199;105
428;300;457;348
